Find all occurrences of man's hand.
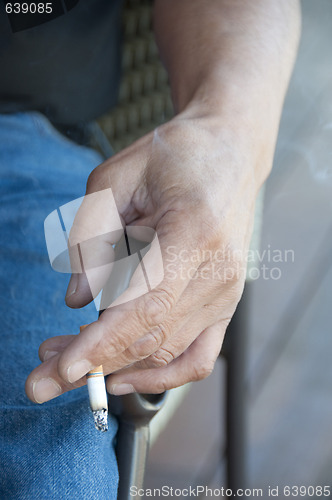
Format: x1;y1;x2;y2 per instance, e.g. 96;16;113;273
26;116;255;402
25;0;301;403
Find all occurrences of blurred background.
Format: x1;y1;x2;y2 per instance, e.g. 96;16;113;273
116;0;332;495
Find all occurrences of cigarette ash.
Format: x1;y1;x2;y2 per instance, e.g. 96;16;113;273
93;409;108;432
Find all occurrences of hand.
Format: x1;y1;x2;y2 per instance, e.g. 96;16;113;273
26;113;259;404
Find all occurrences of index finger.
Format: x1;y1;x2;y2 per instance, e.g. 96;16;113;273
57;213;207;384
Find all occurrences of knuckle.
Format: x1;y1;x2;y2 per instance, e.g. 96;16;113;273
149;323;169;348
192;359;215;382
139;288;175;329
127;324;169;361
146;347;175;368
119;349;137;367
104;332;128;356
153;378;169;394
126;341;146;360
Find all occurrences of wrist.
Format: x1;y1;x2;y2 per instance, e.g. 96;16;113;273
171;88;277;192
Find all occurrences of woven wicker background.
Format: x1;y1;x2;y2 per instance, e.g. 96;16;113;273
98;0;174;153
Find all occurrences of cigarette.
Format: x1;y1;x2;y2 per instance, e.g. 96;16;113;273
80;325;108;432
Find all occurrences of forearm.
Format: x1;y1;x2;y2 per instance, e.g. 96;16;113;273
153;0;301;185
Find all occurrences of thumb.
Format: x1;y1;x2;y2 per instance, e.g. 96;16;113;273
65;188;124;308
65;142;149;308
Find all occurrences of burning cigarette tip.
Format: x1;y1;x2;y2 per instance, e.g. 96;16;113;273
93;409;109;432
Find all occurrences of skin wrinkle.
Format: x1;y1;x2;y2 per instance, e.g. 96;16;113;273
146;346;175;368
128;261;233;368
108;321;227;393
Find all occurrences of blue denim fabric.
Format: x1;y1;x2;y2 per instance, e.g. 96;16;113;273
0;113;118;499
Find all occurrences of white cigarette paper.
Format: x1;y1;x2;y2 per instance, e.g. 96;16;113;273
86;366;108;410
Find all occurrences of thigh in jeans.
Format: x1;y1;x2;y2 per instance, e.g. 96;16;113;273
0;113;118;500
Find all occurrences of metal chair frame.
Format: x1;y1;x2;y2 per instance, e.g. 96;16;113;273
112;284;250;499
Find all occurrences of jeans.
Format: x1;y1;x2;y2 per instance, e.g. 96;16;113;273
0;113;118;499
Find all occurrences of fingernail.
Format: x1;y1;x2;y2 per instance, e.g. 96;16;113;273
43;350;58;361
110;383;135;396
66;274;78;299
67;359;93;383
33;378;62;404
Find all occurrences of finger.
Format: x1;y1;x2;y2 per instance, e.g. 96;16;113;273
136;309;232;370
28;258;231;403
106;320;226;394
56;251;222;384
115;253;244;371
65;189;123;308
57;211;216;383
38;335;76;362
58;228;245;386
65;140;150;309
25;353;86;404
